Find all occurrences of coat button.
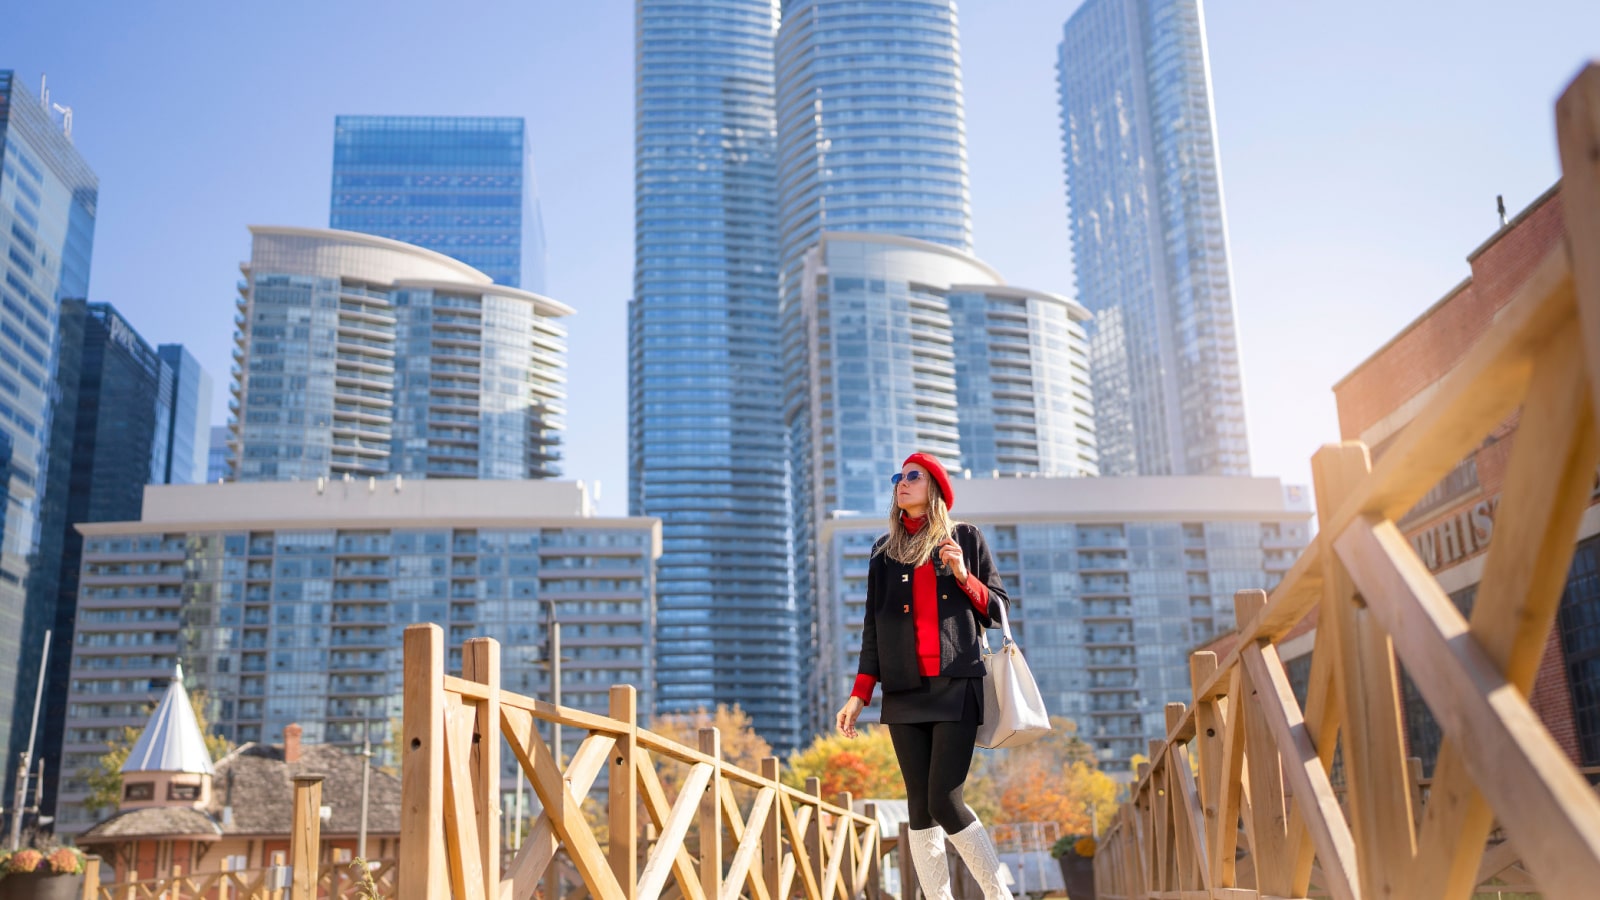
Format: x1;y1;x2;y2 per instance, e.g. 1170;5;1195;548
942;594;948;600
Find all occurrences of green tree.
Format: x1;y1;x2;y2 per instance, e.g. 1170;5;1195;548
81;689;233;817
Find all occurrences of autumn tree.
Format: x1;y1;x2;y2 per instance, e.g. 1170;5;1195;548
784;726;904;801
82;689;234;817
972;716;1118;835
647;704;774;804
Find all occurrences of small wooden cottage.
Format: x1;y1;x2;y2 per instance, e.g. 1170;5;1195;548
78;670;400;888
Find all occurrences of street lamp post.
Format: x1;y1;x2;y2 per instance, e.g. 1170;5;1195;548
8;630;50;851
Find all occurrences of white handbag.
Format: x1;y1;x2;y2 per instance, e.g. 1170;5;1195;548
976;597;1052;749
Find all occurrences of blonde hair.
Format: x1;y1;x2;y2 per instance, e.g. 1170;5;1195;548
879;486;958;567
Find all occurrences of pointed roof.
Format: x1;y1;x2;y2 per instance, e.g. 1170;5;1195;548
121;665;215;775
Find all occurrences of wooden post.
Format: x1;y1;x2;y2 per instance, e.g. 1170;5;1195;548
123;869;137;900
806;776;825;892
610;685;639;898
897;822;916;900
401;623;449;900
290;775;324;900
863;802;882;900
81;855;100;900
761;757;783;900
463;637;502;898
700;727;723;898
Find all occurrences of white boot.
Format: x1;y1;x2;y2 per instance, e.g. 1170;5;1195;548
946;820;1011;900
906;825;956;900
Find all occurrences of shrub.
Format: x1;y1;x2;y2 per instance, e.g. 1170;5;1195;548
47;848;86;875
3;849;44;874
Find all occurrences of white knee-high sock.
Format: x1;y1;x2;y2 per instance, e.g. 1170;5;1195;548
946;820;1011;900
907;825;956;900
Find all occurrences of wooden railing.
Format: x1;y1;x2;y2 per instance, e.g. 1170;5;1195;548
1096;61;1600;900
399;623;883;900
89;857;396;900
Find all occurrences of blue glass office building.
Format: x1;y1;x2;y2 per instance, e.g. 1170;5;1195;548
330;116;544;291
775;0;972;268
157;344;213;485
631;0;801;751
0;71;97;779
1057;0;1250;476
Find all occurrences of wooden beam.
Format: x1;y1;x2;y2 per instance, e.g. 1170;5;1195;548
1406;324;1600;899
609;686;640;899
700;729;724;898
1335;518;1600;895
634;749;708;900
637;762;715;900
511;703;627;900
463;638;501;899
401;624;449;900
721;787;776;900
1239;642;1359;900
761;758;784;900
1235;644;1292;896
442;697;487;900
1556;63;1600;415
499;718;615;899
289;776;323;900
1209;668;1245;888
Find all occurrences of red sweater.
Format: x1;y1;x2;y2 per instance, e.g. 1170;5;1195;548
851;515;989;703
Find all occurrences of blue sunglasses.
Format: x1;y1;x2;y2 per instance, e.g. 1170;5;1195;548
890;471;926;486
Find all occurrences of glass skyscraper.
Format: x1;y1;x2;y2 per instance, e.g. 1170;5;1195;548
630;0;800;751
330;116;544;291
231;227;569;482
775;0;972;269
0;71;97;779
156;344;213;486
1057;0;1250;476
782;232;1097;731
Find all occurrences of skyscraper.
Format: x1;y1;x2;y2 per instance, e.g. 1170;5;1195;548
0;70;97;778
156;344;213;485
775;0;972;269
230;227;570;482
1057;0;1250;476
630;0;800;751
330;116;544;291
782;232;1097;731
41;301;173;815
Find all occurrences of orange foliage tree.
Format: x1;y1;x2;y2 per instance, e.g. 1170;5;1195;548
784;726;905;800
647;704;774;804
972;716;1118;835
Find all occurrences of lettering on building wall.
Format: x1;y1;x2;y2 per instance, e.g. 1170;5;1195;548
1409;497;1498;573
107;313;140;354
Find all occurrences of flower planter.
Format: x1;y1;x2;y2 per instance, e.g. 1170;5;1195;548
0;871;84;900
1056;853;1096;900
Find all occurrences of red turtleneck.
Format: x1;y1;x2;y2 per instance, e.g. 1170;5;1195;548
851;514;990;704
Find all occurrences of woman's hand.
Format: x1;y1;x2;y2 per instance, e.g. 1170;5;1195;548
939;537;969;582
837;696;865;738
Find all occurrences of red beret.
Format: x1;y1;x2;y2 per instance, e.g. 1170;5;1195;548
902;452;954;510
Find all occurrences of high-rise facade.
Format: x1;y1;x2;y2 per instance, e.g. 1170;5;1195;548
782;232;1097;730
41;301;174;814
206;425;229;483
775;0;971;268
57;478;659;833
822;475;1308;761
156;345;213;486
330;116;544;291
1057;0;1250;477
0;71;98;777
229;227;569;482
630;0;800;751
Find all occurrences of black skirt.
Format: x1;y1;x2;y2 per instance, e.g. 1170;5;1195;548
880;675;984;725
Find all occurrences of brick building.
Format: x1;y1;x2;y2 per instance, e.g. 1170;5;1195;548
1324;183;1591;772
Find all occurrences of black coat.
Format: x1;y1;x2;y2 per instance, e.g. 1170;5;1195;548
855;522;1009;694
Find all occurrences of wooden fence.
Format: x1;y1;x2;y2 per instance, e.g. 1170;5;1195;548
399;623;883;900
1096;61;1600;900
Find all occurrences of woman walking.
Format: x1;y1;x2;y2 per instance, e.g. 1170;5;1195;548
836;452;1012;900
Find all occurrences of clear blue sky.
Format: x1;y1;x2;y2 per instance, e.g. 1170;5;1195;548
3;1;1596;510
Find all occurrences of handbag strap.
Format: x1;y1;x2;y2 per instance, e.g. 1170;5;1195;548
979;594;1015;653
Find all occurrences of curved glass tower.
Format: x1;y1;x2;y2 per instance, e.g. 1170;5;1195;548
631;0;799;750
1058;0;1250;476
232;227;569;481
775;0;972;268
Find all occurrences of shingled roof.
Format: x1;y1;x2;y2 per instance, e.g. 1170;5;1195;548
206;743;401;837
80;807;223;844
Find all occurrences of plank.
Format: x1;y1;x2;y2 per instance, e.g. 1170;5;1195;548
717;780;772;900
508;704;628;900
1236;653;1292;896
722;788;777;900
1314;443;1418;899
499;718;615;899
1335;518;1600;895
634;749;709;900
1239;642;1359;900
1289;621;1341;896
442;696;488;900
1557;64;1600;414
401;624;449;900
638;762;715;900
780;792;825;900
1210;669;1245;888
761;759;784;900
462;638;501;900
700;729;724;899
1406;323;1599;899
609;686;640;898
1171;744;1211;891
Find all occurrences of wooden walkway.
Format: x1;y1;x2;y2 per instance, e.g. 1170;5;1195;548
1095;61;1600;900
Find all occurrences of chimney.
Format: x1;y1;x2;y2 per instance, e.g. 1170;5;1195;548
283;723;303;764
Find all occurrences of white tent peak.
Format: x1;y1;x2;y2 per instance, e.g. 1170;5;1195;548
120;667;214;775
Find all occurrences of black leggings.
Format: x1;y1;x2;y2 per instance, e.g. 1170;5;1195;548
888;715;979;833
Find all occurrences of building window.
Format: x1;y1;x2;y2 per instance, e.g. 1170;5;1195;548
1559;536;1600;766
123;782;154;801
168;783;201;801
